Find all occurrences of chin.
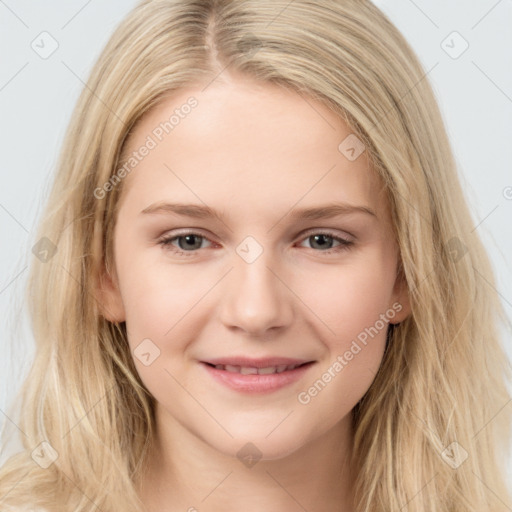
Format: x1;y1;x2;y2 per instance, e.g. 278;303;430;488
200;422;310;464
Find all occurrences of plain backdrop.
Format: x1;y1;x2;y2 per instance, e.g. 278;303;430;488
1;0;511;480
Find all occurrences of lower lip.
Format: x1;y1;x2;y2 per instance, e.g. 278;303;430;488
200;362;315;394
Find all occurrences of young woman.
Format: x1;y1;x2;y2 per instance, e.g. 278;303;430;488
1;0;510;511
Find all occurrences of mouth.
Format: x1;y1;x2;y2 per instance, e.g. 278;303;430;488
199;358;316;394
202;361;312;375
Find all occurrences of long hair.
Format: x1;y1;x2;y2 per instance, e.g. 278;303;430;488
1;1;510;510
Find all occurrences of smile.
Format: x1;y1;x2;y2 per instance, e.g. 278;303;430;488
206;362;305;374
200;361;315;393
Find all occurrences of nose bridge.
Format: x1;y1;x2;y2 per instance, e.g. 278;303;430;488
218;237;293;335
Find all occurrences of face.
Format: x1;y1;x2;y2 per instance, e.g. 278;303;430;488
99;76;410;460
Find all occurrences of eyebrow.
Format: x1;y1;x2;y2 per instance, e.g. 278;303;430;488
140;201;377;221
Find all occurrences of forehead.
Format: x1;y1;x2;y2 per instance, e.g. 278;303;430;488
117;77;389;223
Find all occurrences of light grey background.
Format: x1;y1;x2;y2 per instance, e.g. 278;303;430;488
1;0;511;480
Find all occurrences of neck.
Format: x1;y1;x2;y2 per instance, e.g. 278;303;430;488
138;408;357;512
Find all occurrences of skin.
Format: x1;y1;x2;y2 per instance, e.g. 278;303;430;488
99;74;410;512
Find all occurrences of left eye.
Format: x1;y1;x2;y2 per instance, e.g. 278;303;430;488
158;231;353;256
159;233;212;253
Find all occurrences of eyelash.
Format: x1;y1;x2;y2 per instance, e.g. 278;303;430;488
157;230;354;258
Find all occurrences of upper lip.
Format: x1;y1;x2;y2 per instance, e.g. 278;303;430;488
201;357;314;368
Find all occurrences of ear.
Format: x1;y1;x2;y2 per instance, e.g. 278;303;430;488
95;263;126;323
388;261;411;324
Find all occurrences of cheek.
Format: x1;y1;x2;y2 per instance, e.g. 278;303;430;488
294;254;395;399
117;255;223;387
295;254;397;344
295;292;391;423
119;271;199;398
119;250;203;338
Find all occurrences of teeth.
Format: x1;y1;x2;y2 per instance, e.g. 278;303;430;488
257;366;276;375
212;363;303;374
240;366;258;375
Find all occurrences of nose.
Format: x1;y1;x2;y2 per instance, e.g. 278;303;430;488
218;251;294;337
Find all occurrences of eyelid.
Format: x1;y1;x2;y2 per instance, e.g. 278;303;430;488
157;227;213;239
156;228;218;250
298;227;355;242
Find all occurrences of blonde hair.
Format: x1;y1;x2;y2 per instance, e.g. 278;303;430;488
1;0;511;510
